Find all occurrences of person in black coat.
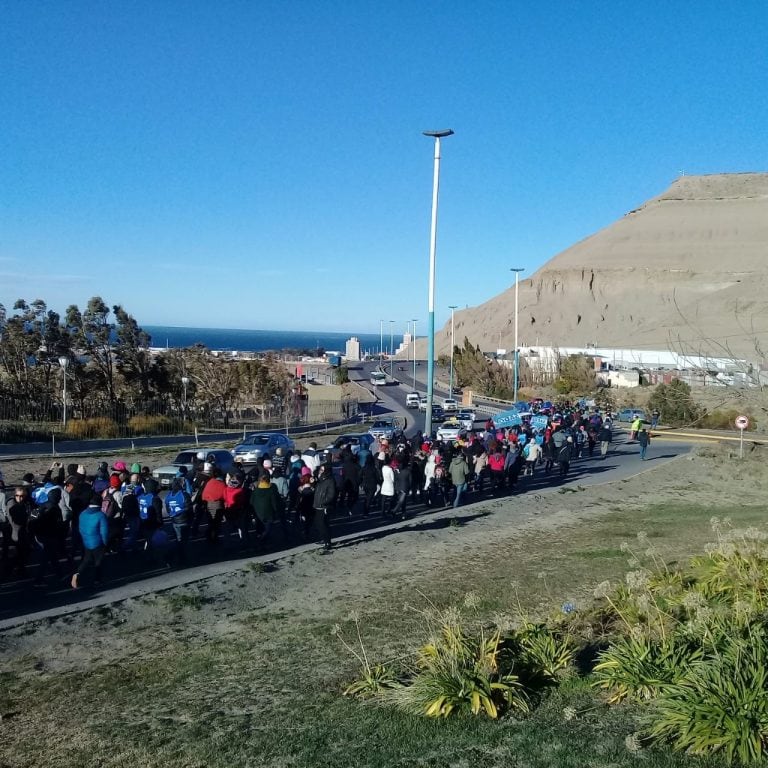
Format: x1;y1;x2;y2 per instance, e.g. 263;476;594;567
340;448;361;514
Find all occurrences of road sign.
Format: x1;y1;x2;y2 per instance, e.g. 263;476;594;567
735;415;749;430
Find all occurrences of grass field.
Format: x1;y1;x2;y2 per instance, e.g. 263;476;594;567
1;446;765;767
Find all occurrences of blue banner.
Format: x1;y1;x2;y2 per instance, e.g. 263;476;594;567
494;409;522;428
531;415;549;432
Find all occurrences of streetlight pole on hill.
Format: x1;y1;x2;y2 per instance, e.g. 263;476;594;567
511;267;525;403
389;320;395;378
448;305;457;399
379;319;384;370
411;318;418;392
423;128;453;436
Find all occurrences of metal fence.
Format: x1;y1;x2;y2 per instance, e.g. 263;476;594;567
0;395;360;443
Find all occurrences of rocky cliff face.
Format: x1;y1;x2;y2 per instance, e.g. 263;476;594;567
435;173;768;362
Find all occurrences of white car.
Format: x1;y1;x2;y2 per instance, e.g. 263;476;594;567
457;411;475;431
436;418;465;442
418;396;428;412
406;393;420;408
443;398;459;413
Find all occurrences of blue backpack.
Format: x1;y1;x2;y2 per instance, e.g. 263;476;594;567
138;491;156;521
165;489;190;520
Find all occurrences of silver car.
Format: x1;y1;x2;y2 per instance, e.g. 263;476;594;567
152;448;235;488
231;432;295;465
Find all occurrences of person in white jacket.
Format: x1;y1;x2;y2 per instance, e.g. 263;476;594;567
379;454;396;518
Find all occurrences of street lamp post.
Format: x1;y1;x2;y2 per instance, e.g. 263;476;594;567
379;319;384;370
58;356;69;429
389;320;395;378
511;268;525;403
181;375;189;420
448;304;458;399
411;318;418;392
423;128;453;436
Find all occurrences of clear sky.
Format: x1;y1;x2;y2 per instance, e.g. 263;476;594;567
2;1;767;335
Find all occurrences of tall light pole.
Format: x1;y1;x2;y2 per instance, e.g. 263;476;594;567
181;375;189;420
58;356;69;429
448;304;458;399
511;268;525;403
411;318;418;392
423;128;453;436
389;320;395;377
379;319;384;370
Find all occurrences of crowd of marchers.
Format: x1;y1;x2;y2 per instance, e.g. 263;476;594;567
0;402;648;592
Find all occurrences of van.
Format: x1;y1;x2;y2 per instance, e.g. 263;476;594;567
406;392;420;408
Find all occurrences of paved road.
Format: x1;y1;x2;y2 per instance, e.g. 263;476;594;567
0;427;691;627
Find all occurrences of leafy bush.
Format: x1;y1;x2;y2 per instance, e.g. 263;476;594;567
649;631;768;764
128;414;186;436
383;617;529;719
648;380;702;427
510;621;576;685
700;409;756;431
64;417;120;439
593;634;703;703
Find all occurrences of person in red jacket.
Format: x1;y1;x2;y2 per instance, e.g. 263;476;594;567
223;470;248;547
201;465;227;544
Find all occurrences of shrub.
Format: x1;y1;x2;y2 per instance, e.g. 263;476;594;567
593;634;703;703
383;619;529;719
649;631;768;764
64;417;120;439
699;409;757;431
128;414;186;436
509;621;576;686
648;380;702;427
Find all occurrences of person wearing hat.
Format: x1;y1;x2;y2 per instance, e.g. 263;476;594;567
111;460;128;474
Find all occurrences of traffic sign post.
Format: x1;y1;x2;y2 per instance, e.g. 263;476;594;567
735;415;749;459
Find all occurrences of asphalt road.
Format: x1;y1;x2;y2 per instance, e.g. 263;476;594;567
0;421;692;626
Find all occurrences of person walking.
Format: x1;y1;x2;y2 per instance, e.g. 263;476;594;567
557;437;575;478
598;423;612;459
379;454;396;518
251;472;282;545
164;478;192;565
638;427;651;460
448;450;470;508
71;494;109;588
312;463;336;552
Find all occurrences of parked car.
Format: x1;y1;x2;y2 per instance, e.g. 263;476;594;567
617;408;647;422
406;392;421;408
368;419;399;441
442;398;459;413
231;432;295;465
436;417;466;442
326;433;375;456
152;448;235;488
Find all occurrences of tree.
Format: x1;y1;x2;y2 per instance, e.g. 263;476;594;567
648;380;703;427
555;355;596;394
113;305;153;401
66;297;117;405
334;365;350;385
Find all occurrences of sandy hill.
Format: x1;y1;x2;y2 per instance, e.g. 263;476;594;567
424;173;768;364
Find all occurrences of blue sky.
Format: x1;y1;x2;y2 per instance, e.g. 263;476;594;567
1;1;766;335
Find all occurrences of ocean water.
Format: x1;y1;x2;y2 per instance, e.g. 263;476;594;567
144;325;400;355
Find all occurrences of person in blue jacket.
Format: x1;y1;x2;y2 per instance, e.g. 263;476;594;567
71;494;109;589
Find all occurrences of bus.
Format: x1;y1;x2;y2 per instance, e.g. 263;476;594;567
370;371;387;387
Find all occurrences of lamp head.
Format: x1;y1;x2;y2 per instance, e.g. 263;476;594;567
422;129;454;138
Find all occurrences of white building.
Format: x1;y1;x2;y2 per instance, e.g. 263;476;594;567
345;336;361;362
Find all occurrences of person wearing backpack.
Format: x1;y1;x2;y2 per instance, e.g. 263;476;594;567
137;478;163;548
32;486;64;586
165;477;192;564
102;475;124;553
